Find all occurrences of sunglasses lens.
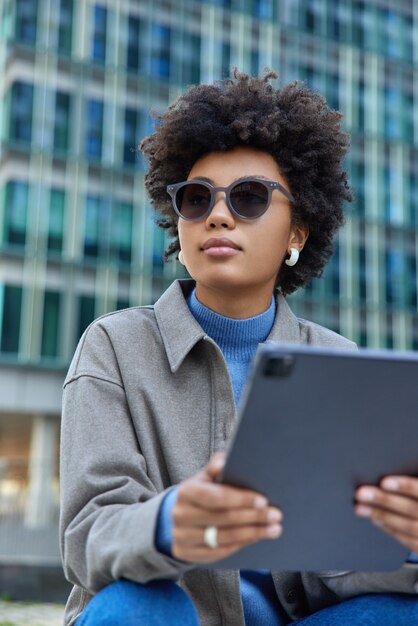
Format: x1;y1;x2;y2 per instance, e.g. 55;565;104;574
175;183;211;219
230;181;269;218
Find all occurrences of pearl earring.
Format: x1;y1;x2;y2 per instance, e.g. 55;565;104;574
285;247;299;267
178;250;185;265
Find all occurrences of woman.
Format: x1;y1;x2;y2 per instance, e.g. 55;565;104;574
60;70;418;625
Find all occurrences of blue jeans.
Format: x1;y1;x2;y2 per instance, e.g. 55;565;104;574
76;580;199;626
295;593;418;625
76;579;418;625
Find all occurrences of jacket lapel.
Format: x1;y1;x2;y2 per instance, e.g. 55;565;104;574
268;293;301;344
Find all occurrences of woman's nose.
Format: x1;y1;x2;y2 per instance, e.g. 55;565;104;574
205;192;235;229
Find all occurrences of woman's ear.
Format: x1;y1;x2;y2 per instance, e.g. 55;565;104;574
288;223;309;254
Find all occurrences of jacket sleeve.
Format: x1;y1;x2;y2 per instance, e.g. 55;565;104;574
59;321;193;593
317;565;418;599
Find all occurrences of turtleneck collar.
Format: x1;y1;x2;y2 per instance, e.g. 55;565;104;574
186;288;276;361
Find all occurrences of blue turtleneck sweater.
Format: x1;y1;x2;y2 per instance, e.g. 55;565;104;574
155;289;288;625
187;289;276;406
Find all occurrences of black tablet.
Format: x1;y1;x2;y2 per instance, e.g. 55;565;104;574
216;343;418;571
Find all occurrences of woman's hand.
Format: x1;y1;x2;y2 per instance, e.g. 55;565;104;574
355;476;418;553
172;452;282;563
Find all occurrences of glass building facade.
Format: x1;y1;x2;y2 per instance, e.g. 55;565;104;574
0;0;417;558
0;0;417;370
278;0;418;352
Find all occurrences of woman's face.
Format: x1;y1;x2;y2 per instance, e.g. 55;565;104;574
177;146;308;312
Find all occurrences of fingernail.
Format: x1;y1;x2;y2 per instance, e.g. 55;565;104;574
267;524;282;537
254;496;268;508
356;505;372;517
382;478;399;491
358;488;375;502
267;509;282;523
373;518;384;527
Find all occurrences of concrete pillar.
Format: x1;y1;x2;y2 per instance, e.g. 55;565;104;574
24;415;57;528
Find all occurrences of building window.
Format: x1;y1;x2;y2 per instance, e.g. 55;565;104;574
403;91;414;141
253;0;273;20
250;50;259;76
385;165;404;225
385;248;405;306
84;195;103;258
0;285;22;354
152;226;165;275
150;23;171;78
41;291;61;358
10;82;34;143
48;189;65;252
116;297;130;311
382;9;402;59
384;86;402;140
91;5;107;64
305;0;316;33
404;15;413;63
326;73;339;111
127;15;141;72
358;81;365;131
123;108;140;165
325;243;340;297
54;91;71;152
85;99;103;159
349;154;365;217
362;4;378;51
3;181;28;246
113;202;132;264
190;35;201;84
409;169;418;226
408;254;417;309
78;295;95;340
221;42;231;78
83;195;132;264
15;0;38;44
182;33;201;84
58;0;73;54
329;0;350;41
352;0;365;47
359;245;367;302
1;1;14;39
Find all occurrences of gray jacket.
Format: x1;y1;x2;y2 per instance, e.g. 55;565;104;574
60;279;418;625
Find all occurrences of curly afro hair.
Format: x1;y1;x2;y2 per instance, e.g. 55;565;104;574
140;69;352;295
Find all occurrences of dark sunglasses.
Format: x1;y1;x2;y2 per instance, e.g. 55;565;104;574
166;177;294;221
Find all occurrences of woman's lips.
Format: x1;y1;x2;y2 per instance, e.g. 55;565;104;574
203;247;240;257
201;238;242;257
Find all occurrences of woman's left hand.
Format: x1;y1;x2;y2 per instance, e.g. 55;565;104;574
355;476;418;553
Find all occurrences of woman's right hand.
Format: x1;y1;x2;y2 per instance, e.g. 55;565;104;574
172;452;283;563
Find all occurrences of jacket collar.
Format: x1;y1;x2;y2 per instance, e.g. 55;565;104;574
154;280;207;373
154;279;301;373
268;292;301;344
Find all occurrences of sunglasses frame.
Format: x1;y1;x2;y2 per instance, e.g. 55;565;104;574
166;177;295;221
